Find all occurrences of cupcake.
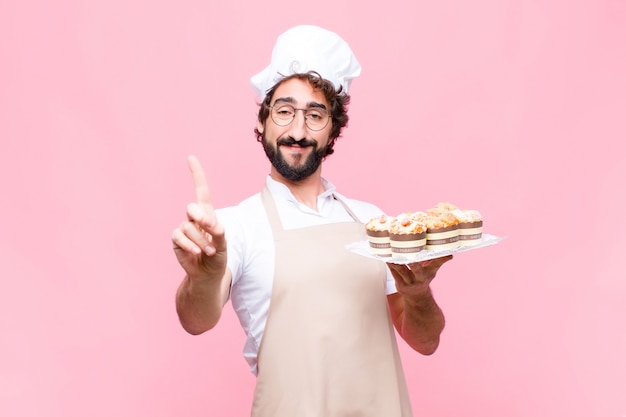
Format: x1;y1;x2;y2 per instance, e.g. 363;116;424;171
451;209;483;246
424;210;460;251
365;214;394;257
432;202;459;212
389;213;428;258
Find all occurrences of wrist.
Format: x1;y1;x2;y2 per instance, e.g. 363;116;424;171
186;272;213;286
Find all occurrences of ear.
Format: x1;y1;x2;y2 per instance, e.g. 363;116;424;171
257;120;264;134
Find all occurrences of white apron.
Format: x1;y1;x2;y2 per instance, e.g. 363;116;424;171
251;186;413;417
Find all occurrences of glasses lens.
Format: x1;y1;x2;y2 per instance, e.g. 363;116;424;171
271;104;295;126
304;108;328;130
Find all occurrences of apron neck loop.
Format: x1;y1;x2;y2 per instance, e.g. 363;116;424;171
261;184;363;233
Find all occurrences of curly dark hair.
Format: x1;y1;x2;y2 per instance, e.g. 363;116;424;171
253;71;351;157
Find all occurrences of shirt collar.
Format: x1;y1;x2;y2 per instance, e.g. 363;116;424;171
265;175;337;209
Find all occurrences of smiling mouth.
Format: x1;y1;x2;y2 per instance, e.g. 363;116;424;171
278;138;316;148
282;143;311;149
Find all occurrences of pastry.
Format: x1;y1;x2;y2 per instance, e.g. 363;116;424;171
388;213;428;258
365;214;394;257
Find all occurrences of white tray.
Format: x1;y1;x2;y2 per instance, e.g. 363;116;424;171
346;233;504;264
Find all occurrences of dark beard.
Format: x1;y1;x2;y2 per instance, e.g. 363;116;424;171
262;135;326;182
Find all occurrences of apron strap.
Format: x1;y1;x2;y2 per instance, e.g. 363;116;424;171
332;194;361;223
261;185;284;232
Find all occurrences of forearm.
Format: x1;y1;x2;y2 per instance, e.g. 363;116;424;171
387;257;452;355
176;271;230;335
396;289;445;355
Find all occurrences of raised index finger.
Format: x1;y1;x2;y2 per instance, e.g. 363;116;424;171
187;155;211;206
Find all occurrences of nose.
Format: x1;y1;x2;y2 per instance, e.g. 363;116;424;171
288;108;308;136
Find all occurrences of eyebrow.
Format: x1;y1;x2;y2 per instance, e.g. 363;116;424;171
273;97;328;110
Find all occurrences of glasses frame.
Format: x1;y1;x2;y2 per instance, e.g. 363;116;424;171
269;104;332;131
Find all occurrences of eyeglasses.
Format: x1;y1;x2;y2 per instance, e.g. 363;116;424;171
269;103;331;131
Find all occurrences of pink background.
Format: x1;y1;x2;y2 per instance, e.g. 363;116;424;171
1;0;625;416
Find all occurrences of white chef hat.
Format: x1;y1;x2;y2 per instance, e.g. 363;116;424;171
250;25;362;100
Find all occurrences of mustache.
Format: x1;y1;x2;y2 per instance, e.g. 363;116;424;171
276;137;317;148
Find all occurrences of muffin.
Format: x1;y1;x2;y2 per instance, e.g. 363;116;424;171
388;213;428;258
431;202;459;212
365;214;394;257
451;209;483;246
424;210;460;251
